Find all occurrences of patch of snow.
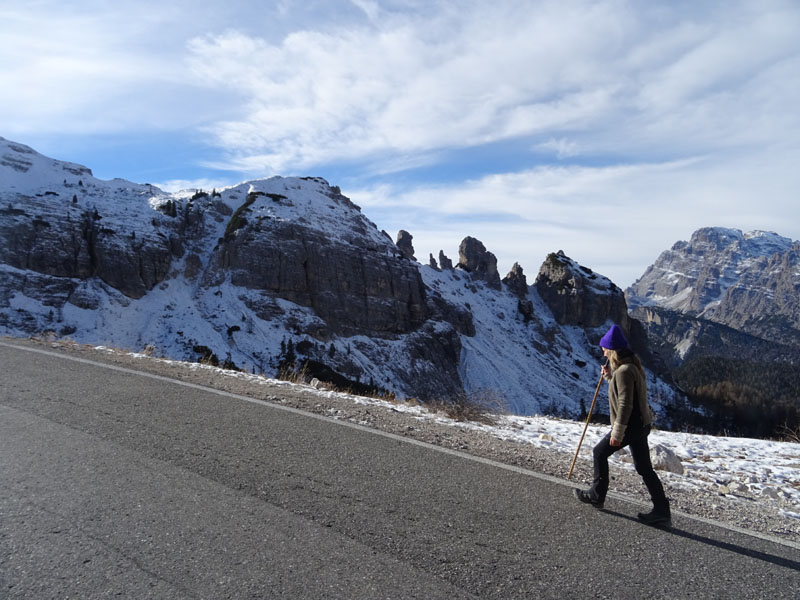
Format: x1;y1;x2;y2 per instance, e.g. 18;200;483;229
659;285;694;310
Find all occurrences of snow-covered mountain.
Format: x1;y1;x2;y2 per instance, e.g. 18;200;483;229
0;136;683;420
627;226;800;358
627;227;796;315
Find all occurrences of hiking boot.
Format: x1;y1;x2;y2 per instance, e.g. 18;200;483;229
573;488;604;509
637;509;672;528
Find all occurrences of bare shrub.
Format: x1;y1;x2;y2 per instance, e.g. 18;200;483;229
428;388;507;426
777;423;800;444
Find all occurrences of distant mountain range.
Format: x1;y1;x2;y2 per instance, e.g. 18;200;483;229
2;137;798;436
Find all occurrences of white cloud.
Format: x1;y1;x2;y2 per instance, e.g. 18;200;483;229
178;0;800;181
535;138;580;159
183;1;641;173
6;0;799;174
0;2;207;135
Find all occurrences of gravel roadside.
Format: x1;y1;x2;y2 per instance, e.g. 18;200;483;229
6;336;799;546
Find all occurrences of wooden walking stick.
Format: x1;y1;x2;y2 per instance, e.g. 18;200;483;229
567;362;607;480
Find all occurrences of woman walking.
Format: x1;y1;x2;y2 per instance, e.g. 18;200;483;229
573;324;671;527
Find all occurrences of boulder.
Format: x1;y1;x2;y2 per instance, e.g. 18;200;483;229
650;443;684;475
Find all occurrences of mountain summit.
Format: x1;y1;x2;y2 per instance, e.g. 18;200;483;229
627;226;800;349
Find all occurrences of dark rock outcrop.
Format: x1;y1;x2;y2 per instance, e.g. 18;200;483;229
535;250;628;329
0;200;174;299
405;323;464;399
427;291;476;337
438;250;453;270
457;236;501;290
396;230;416;261
502;262;528;298
503;262;534;323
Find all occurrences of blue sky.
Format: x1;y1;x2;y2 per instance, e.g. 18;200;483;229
2;0;799;286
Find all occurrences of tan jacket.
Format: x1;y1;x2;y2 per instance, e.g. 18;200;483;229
608;358;652;441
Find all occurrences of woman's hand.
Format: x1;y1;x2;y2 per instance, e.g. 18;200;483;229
601;363;612;380
610;437;622;447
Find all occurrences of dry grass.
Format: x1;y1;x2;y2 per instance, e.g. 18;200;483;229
141;344;158;357
277;362;311;385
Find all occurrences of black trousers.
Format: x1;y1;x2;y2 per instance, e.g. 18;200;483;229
590;425;669;510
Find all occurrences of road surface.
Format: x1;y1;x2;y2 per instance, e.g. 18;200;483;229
1;340;798;598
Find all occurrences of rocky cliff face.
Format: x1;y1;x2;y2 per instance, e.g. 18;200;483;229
631;305;799;366
0;139;181;300
708;242;800;347
205;184;428;338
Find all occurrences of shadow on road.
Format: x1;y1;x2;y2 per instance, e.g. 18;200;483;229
603;510;800;572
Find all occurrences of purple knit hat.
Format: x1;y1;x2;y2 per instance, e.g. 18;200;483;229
600;324;628;350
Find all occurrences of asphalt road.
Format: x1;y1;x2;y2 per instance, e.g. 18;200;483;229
1;340;798;599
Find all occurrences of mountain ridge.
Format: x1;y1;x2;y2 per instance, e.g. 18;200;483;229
1;136;684;421
4;137;799;436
